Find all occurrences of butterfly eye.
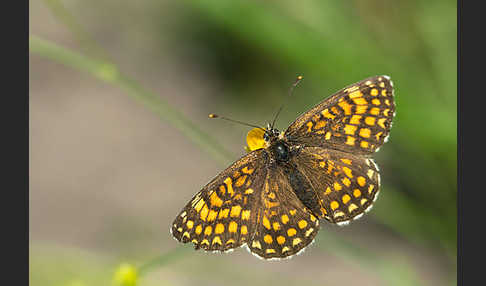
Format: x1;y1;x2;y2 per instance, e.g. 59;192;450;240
263;133;270;142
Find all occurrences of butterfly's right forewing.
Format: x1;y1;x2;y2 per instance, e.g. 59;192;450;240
285;76;395;155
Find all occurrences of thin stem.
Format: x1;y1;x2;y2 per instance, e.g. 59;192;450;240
29;35;235;166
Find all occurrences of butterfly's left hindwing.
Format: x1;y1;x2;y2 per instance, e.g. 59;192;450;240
247;166;320;260
171;150;267;252
285;75;395;155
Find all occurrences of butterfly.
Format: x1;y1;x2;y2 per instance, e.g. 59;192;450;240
170;75;395;260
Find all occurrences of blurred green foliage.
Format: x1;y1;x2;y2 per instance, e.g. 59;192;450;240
31;0;456;285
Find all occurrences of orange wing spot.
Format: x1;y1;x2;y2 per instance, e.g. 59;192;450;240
319;161;326;168
218;185;226;195
224;177;234;197
290;209;297;216
298;220;308;229
312;114;321;122
204;226;212;236
357;176;366;187
378;118;387;128
268;192;276;199
263;216;271;230
234;175;247;187
353;97;368;105
314;120;327;130
385;99;391;106
209;192;223;208
330;201;339;210
229;221;238;233
277;236;286;245
361;198;368;205
226;239;236;245
186;220;194;229
244;188;254;194
324;186;332;194
368;184;375;194
293;238;302;246
230;205;242;218
348;90;363;99
349;203;359;213
281;214;290;224
381;89;387;96
365;116;376;126
331;106;340;115
194;199;205;212
383;109;390;117
320;207;327;215
325;132;332;140
360;141;369;148
252;240;262;249
350;115;362;124
218;208;229;219
287;228;297;237
306;121;313;133
264;234;273;244
201;239;210;246
241;210;251;220
273;222;281;231
264;199;280;209
195;225;202;235
370;88;379;96
342;166;353;178
344;124;357;135
342;194;351;204
310;214;317;222
266;249;276;254
200;205;209;221
207;209;218;222
305;228;314;237
379;82;385;88
322;109;336;119
241;225;248;235
370;107;380;116
215;223;225;234
341;158;352;165
356;105;368;114
342;177;351;187
353;189;362;198
333;211;345;218
359;128;371;138
367;169;375;179
242;166;254;174
233;171;241;179
245;179;252;187
338;100;353;115
345;136;356;146
372;98;381;105
334;182;342;191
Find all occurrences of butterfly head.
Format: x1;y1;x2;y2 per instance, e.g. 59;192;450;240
246;126;283;152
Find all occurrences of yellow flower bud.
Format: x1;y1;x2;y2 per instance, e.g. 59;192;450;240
113;263;138;286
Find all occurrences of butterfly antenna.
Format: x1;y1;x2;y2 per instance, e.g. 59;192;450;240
209;114;266;131
271;75;303;129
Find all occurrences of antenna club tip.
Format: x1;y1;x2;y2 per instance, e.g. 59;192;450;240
208;113;218;118
297;75;303;80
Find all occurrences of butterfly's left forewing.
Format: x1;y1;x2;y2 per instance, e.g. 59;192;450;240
171;149;268;252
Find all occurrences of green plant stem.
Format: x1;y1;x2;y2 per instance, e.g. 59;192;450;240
29;35;235;166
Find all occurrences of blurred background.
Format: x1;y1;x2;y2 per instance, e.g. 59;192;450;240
30;0;456;285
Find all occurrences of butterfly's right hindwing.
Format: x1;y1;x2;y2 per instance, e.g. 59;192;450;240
171;149;267;252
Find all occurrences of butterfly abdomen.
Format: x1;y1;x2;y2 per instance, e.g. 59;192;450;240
285;167;322;217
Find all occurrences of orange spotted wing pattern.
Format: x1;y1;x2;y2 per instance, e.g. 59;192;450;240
285;75;395;154
247;166;319;260
171;150;267;252
171;75;395;260
291;147;381;224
